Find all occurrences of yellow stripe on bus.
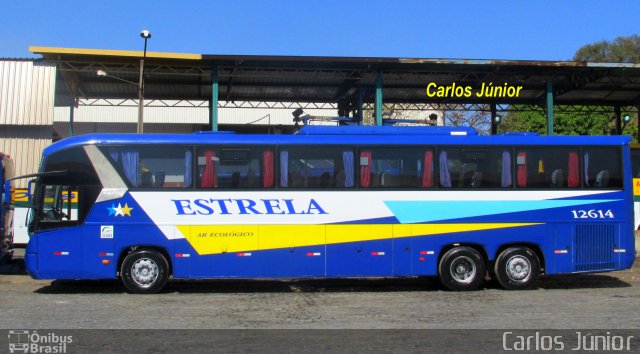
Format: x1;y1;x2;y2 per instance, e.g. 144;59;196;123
177;223;540;255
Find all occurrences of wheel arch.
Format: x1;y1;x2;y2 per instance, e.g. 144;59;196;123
438;242;489;267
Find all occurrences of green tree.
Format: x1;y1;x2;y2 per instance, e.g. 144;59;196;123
573;34;640;63
501;34;639;140
499;107;637;141
497;109;546;134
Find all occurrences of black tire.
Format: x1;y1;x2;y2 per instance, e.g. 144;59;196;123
121;249;169;294
438;246;486;291
494;247;540;290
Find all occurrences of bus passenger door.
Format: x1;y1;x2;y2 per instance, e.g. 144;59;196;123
74;186;117;279
326;225;393;276
81;224;115;278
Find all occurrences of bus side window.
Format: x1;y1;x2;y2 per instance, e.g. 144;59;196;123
583;147;622;188
37;184;78;227
361;147;429;189
198;146;275;190
283;147;352;189
516;147;580;189
104;146;193;189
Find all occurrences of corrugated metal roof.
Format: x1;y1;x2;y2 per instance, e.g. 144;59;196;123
29;47;640;109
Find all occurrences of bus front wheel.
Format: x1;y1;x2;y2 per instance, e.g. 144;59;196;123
438;246;486;291
494;247;540;290
121;249;169;294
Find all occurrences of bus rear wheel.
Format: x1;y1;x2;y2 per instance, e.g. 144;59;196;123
438;246;486;291
121;249;169;294
494;247;540;290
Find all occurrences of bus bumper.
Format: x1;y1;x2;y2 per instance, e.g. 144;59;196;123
621;252;636;270
25;252;39;279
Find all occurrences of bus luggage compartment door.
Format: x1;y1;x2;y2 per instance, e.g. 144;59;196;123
326;225;393;277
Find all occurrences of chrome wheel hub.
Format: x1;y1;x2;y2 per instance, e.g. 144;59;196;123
131;258;159;288
450;256;476;284
506;256;531;282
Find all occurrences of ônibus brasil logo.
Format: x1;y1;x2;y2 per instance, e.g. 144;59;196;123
8;330;73;353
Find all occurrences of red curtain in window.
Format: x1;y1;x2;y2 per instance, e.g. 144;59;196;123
568;151;579;187
422;150;433;188
263;150;274;188
516;152;527;187
201;150;217;188
360;151;372;188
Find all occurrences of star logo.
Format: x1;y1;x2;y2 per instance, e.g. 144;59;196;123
121;203;133;217
108;203;133;217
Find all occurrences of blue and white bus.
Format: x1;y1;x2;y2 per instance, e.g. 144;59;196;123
25;126;635;293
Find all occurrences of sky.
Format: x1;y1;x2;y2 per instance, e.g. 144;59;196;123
1;1;639;61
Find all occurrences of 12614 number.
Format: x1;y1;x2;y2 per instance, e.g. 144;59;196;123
570;209;614;219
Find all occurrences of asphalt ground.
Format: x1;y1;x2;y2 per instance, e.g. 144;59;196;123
1;249;639;330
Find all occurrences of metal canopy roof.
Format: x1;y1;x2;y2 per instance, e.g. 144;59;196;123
30;46;640;110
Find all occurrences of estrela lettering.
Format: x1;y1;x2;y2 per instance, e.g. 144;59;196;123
172;198;328;215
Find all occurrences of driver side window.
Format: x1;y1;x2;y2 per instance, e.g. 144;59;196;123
38;185;77;225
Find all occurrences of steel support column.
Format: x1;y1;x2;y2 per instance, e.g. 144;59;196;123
375;71;383;126
210;64;219;131
356;87;364;125
490;103;497;135
337;100;346;118
68;98;76;137
546;80;554;136
614;106;622;135
137;59;145;134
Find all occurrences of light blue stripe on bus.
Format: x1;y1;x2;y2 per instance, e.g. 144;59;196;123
384;200;617;224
